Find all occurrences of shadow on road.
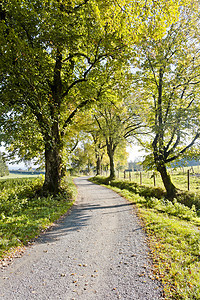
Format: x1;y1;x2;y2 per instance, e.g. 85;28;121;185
35;201;134;245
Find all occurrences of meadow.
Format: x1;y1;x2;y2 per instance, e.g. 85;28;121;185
116;165;200;193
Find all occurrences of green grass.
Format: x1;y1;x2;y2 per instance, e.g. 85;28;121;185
90;176;200;300
0;176;77;259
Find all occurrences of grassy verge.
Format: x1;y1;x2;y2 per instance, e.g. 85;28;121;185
90;176;200;300
0;176;77;259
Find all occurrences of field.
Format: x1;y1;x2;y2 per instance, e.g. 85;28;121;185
0;176;76;260
115;165;200;193
0;173;42;180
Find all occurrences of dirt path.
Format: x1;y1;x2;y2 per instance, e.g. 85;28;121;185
0;177;163;299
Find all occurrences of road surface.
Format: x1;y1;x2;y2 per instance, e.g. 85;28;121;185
0;177;163;299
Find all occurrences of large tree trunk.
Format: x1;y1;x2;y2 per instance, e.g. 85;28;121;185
157;163;176;199
109;154;115;180
43;144;62;194
42;120;64;195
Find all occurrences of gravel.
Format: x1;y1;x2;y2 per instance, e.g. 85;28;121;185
0;176;163;300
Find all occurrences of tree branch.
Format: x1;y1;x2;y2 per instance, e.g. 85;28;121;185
62;99;94;133
69;139;79;153
166;132;200;163
62;53;92;64
62;51;107;99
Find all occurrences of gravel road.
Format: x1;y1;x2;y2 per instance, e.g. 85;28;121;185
0;177;163;300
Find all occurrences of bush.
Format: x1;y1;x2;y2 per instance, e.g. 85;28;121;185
175;190;200;211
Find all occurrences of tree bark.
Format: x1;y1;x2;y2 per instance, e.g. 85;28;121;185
107;143;115;180
157;163;176;199
43;144;62;194
42;119;64;195
96;155;101;175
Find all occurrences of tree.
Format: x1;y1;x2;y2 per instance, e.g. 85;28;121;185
94;98;141;179
70;138;95;175
0;0;127;194
0;0;186;194
135;4;200;198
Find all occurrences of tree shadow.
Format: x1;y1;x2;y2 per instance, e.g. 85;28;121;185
35;202;134;245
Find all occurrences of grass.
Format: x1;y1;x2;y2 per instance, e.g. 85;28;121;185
90;176;200;300
0;176;77;259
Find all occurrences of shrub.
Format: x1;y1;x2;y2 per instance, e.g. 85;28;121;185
175;190;200;211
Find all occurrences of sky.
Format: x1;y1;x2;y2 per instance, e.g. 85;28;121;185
127;145;146;162
0;145;28;170
0;145;146;170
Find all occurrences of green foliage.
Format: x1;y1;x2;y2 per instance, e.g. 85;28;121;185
70;135;96;174
0;152;9;177
162;199;197;220
0;0;187;193
175;190;200;212
0;176;76;258
0;0;131;192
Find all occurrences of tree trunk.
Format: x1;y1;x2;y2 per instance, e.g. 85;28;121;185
96;155;101;175
157;163;176;199
109;153;115;180
42;144;62;194
107;144;115;180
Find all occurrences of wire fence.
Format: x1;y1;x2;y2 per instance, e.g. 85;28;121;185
102;165;200;193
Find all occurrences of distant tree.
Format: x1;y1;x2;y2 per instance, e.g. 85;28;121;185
94;98;141;179
0;152;9;177
90;130;106;176
70;137;95;175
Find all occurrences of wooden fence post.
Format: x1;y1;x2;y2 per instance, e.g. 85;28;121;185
124;170;126;179
187;170;190;191
129;171;131;181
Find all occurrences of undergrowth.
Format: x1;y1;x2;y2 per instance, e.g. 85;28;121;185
90;176;200;300
0;176;76;259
